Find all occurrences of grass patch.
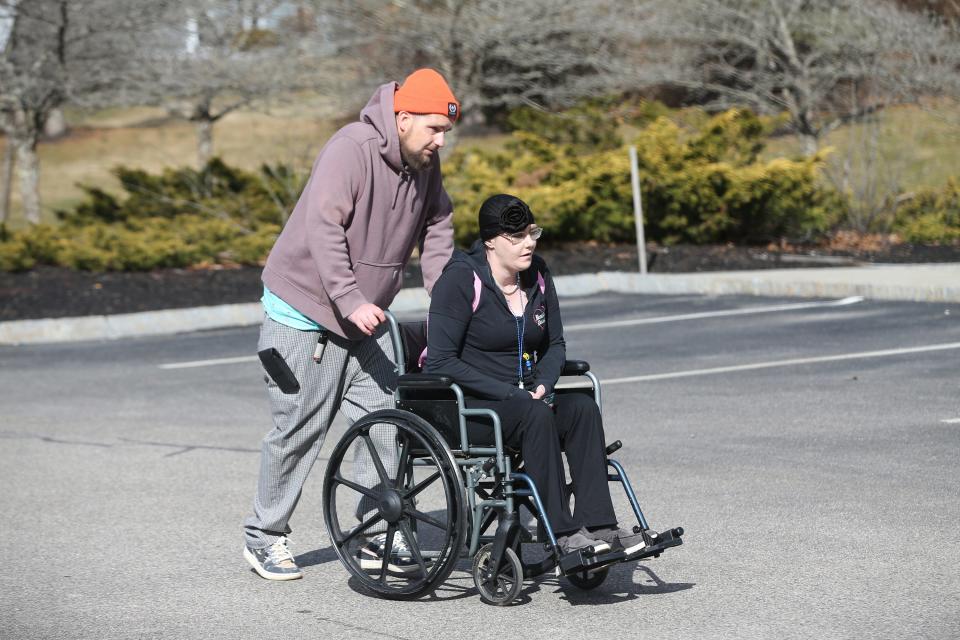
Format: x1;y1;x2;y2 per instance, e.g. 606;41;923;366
763;100;960;191
3;107;337;227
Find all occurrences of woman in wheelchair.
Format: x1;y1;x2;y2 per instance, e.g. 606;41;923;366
425;194;644;556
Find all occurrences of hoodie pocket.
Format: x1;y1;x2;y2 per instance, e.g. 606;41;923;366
354;259;404;306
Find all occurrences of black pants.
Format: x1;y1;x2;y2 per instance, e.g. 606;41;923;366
464;392;617;536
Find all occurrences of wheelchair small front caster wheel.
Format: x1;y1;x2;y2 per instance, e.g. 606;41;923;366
566;567;609;591
472;543;523;606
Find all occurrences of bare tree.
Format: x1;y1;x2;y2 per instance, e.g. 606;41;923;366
825;107;911;234
342;1;661;125
657;0;960;156
149;0;342;166
0;0;168;224
0;138;12;226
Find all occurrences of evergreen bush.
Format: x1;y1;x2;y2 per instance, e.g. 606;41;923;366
3;102;954;273
446;108;837;246
0;159;298;272
893;178;960;243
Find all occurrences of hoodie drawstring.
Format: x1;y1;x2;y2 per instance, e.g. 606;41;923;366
393;169;408;209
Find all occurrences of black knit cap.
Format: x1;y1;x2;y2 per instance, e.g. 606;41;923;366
478;194;535;241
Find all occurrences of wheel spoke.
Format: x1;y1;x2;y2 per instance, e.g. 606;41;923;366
394;433;411;485
404;506;447;530
399;520;430;578
331;473;381;500
379;525;397;584
339;512;383;545
402;470;441;500
361;432;392;488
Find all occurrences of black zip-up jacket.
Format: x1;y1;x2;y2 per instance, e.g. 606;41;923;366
425;240;565;400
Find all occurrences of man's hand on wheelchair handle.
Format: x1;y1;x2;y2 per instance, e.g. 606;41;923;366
529;385;546;400
348;303;386;335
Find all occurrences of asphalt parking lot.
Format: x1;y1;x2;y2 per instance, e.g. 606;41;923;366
2;292;958;639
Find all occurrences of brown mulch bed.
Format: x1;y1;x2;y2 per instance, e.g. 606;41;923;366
2;242;959;322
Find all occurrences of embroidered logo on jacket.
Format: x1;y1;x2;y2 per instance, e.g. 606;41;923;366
534;305;546;329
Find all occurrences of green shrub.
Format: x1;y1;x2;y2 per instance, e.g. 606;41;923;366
2;159;292;271
57;158;303;229
447;108;836;246
505;98;623;151
0;224;64;271
893;178;960;243
5;105;925;272
0;232;35;271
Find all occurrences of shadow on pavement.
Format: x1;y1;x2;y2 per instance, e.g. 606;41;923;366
296;545;341;568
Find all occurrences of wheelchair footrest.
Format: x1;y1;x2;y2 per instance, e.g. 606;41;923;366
558;547;625;575
621;526;684;561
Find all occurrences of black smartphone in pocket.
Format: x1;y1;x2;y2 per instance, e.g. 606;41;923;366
258;348;300;394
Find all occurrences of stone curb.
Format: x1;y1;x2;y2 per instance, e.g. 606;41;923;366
0;287;431;346
2;265;958;346
556;266;960;303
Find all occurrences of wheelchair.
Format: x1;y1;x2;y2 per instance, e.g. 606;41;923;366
321;311;683;605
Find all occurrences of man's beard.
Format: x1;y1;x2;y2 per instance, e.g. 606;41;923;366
400;143;435;172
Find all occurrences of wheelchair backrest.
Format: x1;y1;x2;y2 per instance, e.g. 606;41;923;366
398;320;428;374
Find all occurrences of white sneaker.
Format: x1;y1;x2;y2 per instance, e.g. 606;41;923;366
244;536;303;581
357;533;423;574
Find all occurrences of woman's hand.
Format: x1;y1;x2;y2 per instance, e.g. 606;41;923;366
529;385;546;400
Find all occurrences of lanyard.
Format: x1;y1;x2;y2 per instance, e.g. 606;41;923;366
509;272;531;389
514;309;525;388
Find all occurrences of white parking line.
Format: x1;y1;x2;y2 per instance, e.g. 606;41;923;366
566;296;863;331
603;341;960;384
158;296;868;371
159;355;257;370
942;418;960;424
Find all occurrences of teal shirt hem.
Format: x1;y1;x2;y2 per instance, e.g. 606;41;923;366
262;286;322;331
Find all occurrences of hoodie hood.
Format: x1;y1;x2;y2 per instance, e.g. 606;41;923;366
446;239;544;297
360;81;403;172
445;240;493;287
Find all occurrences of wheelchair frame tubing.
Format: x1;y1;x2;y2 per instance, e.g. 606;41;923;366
463;457;515;557
511;472;560;551
606;459;650;531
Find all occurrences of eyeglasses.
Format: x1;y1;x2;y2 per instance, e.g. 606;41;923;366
501;227;543;244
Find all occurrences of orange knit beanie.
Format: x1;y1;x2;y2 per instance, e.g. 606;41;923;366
393;68;460;122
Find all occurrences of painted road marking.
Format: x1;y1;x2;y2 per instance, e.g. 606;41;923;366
157;297;875;371
159;355;257;370
942;418;960;424
603;341;960;385
565;296;863;331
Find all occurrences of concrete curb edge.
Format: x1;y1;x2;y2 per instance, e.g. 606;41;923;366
3;267;959;346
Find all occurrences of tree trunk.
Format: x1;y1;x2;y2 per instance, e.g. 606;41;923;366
43;108;69;139
0;138;14;227
15;136;42;225
800;133;819;157
196;119;214;166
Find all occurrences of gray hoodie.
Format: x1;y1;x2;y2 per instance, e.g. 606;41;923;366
262;82;454;340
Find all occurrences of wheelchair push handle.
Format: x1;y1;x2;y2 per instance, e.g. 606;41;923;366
605;440;622;456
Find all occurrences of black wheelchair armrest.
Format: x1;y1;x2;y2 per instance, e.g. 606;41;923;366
561;360;590;375
397;373;454;389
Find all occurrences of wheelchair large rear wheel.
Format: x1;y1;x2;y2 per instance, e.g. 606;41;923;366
322;409;467;600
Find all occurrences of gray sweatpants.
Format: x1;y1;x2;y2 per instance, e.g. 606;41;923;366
243;316;398;549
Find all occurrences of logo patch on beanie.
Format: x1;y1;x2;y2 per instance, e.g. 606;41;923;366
448;103;458;118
